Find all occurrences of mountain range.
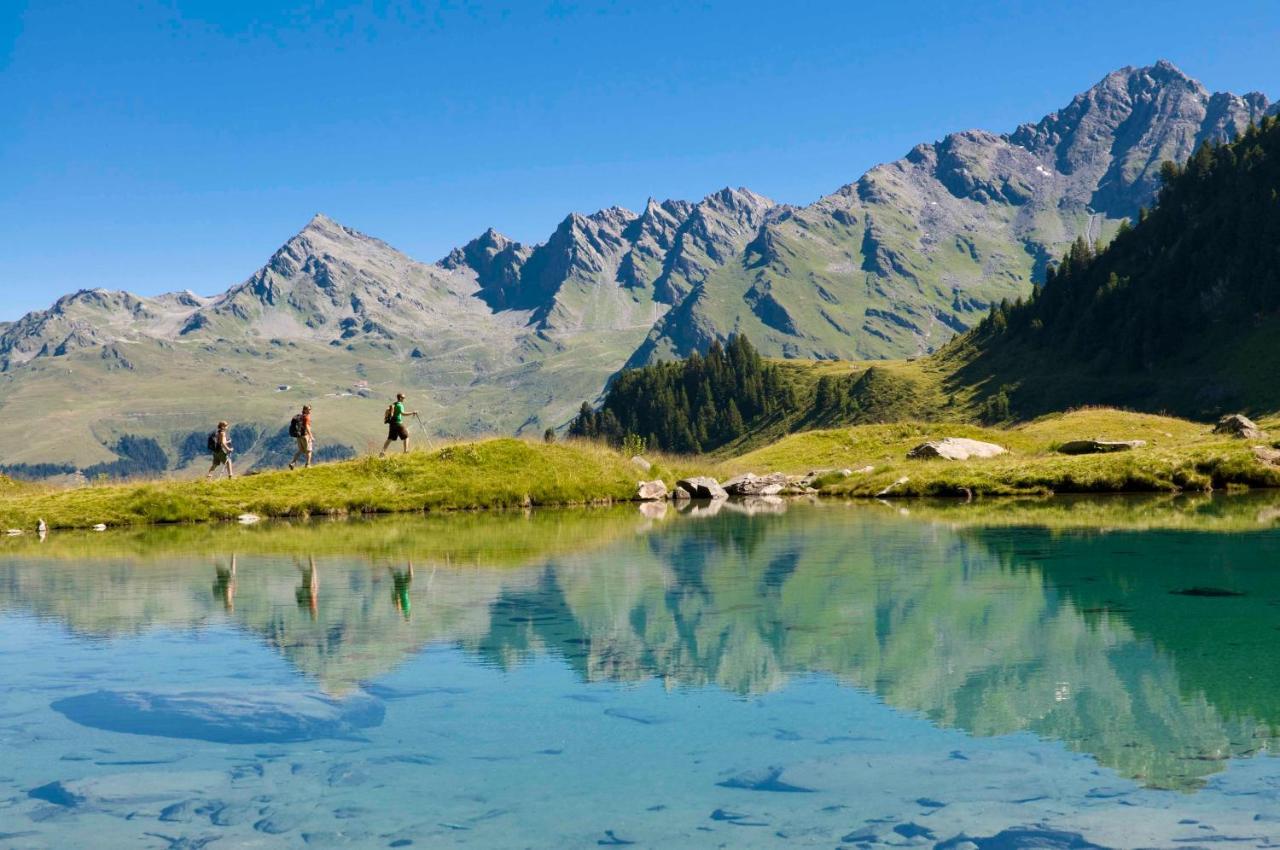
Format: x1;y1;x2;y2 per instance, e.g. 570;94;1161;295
0;60;1273;471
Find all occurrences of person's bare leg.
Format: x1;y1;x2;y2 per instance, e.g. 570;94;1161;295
402;437;410;454
225;458;234;479
380;439;393;457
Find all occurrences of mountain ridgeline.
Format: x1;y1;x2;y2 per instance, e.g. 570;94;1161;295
953;113;1280;417
577;116;1280;449
1;61;1276;471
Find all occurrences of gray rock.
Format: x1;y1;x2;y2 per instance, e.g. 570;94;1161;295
675;476;728;500
51;689;384;744
27;781;84;808
630;456;652;472
635;479;667;501
1057;439;1146;455
722;472;787;496
1253;445;1280;466
1215;413;1263;439
907;438;1006;460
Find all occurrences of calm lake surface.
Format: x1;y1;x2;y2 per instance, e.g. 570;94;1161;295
3;496;1280;848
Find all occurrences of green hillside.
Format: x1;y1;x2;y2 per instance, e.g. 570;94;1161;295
947;115;1280;419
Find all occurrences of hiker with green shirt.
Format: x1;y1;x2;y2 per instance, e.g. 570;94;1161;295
380;392;419;456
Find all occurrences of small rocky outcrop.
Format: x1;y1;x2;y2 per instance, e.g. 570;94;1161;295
630;456;652;472
1057;439;1146;455
794;468;856;487
722;472;787;496
1252;445;1280;466
907;438;1006;461
635;479;667;501
1214;413;1263;439
674;476;728;500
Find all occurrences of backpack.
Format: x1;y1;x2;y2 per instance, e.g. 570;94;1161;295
207;432;219;452
289;414;305;438
383;404;395;425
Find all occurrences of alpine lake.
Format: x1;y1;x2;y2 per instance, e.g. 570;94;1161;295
3;494;1280;849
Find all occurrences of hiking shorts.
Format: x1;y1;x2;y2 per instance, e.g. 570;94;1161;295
212;450;230;466
388;423;409;441
296;435;313;453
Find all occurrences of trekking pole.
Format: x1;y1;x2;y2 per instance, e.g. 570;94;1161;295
413;413;433;449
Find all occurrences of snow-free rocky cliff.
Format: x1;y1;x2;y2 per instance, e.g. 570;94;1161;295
0;61;1273;468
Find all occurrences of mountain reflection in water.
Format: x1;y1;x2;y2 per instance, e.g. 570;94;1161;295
2;496;1279;792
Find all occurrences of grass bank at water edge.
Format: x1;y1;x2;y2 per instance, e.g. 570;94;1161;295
0;439;689;530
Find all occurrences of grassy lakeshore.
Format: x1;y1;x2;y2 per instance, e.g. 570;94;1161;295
3;408;1280;531
727;408;1280;497
0;439;685;530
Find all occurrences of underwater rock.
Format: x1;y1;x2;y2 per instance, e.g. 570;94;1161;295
935;828;1113;849
1169;586;1245;597
27;780;84;808
51;689;384;744
894;822;935;839
716;766;816;793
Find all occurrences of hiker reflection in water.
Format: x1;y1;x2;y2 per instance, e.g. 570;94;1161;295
296;556;319;620
390;560;414;620
213;555;237;613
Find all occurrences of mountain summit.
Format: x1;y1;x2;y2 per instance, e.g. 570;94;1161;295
0;62;1272;470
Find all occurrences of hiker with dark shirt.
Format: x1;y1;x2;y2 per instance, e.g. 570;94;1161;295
289;405;314;470
380;393;419;457
207;421;234;480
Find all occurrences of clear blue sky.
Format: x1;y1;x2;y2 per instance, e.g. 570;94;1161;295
3;1;1279;320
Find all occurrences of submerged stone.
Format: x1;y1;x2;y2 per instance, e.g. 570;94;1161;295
51;689;384;744
935;827;1113;849
27;780;84;808
1170;586;1245;597
716;766;816;793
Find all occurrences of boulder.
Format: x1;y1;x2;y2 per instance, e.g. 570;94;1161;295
1057;439;1146;455
1252;445;1280;466
876;476;910;497
907;438;1006;461
630;455;652;472
1215;413;1263;439
635;479;668;501
675;476;728;500
722;472;788;496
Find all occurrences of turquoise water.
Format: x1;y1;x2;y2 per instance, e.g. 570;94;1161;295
2;499;1280;847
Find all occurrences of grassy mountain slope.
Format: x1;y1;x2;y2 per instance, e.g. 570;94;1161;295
945;114;1280;420
632;61;1271;363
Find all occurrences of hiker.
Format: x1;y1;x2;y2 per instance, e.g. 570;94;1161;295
390;560;414;620
289;405;314;470
213;555;237;613
206;421;234;480
380;392;419;456
295;556;319;621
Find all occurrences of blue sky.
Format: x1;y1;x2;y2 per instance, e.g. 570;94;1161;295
2;0;1279;320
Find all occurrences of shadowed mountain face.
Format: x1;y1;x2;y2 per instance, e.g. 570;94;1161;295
4;498;1280;790
0;62;1271;468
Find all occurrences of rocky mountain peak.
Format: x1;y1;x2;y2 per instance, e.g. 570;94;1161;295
701;186;774;215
